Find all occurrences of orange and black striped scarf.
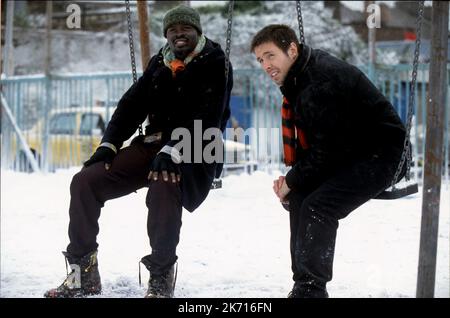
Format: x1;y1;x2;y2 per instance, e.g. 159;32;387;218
282;97;309;166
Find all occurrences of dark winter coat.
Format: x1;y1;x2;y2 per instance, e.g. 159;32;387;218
282;44;407;192
101;38;233;212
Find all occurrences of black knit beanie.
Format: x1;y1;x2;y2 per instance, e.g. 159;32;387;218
163;5;202;37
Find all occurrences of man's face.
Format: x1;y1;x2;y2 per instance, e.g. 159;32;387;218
166;24;199;60
254;42;298;86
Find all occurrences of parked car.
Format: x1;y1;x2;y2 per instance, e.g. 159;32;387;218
15;106;110;171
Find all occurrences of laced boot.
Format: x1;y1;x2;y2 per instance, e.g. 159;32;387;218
44;250;101;298
139;255;177;298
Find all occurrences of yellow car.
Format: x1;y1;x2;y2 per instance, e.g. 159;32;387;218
16;107;109;171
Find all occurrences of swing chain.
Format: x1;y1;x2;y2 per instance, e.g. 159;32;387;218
390;0;424;189
125;0;143;136
296;0;305;44
224;0;234;82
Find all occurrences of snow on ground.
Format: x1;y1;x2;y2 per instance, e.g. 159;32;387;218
0;168;449;298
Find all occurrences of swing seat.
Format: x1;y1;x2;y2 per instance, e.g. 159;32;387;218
211;178;222;189
375;183;419;200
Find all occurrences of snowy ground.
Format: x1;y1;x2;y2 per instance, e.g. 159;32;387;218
1;168;449;298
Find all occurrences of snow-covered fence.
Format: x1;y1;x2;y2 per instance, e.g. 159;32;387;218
1;65;449;185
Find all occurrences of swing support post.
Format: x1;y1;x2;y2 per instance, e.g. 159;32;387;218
416;0;449;298
137;1;151;68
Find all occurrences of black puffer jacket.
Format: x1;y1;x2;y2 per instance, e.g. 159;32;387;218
282;44;407;191
101;38;233;212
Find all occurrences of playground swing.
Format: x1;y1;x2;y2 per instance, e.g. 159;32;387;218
371;1;424;199
124;0;420;198
124;0;235;190
294;0;421;200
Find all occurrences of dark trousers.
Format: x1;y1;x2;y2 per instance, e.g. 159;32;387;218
288;154;398;295
66;140;182;274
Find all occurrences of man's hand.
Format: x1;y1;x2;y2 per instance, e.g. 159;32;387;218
273;176;284;196
83;146;116;170
273;175;291;203
148;152;181;183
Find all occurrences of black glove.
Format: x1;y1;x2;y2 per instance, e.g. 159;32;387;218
148;152;180;183
83;146;116;170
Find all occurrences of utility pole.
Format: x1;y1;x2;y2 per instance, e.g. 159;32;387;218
42;0;53;173
137;0;151;69
2;0;15;77
416;0;449;298
45;1;52;77
365;0;377;81
0;0;1;69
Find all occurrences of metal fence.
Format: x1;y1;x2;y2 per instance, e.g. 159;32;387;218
370;64;450;185
1;72;136;171
1;64;449;184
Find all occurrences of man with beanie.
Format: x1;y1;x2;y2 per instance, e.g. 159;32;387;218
45;5;233;298
251;25;407;297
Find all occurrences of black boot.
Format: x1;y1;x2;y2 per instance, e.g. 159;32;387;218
287;281;329;298
44;250;101;298
140;255;177;298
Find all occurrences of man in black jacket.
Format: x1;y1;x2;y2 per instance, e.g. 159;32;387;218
45;5;232;298
251;25;407;298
